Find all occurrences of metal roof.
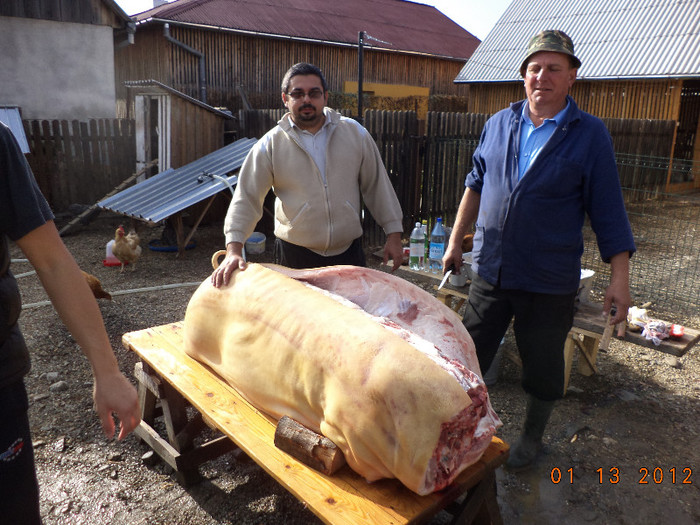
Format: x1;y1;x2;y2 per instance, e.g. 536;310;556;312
98;137;257;223
455;0;700;83
134;0;479;61
124;79;234;118
0;106;29;153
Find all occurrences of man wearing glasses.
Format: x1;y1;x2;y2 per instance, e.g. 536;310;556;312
212;63;403;286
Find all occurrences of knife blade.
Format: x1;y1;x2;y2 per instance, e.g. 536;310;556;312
437;264;455;290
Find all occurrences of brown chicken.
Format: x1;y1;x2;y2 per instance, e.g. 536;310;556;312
112;225;142;272
461;233;474;254
81;270;112;300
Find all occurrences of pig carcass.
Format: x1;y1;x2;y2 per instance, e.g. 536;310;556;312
183;263;501;495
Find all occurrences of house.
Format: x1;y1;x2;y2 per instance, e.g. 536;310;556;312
0;0;135;120
114;0;480;118
453;0;700;191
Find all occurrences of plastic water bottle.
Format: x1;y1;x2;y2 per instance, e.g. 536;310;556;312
429;217;446;274
409;222;424;270
421;220;429;271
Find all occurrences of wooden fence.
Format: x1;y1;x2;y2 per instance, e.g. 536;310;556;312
19;110;696;314
23;118;136;212
357;111;680;244
23;111;679;222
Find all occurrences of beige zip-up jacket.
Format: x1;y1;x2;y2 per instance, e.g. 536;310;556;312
224;108;403;256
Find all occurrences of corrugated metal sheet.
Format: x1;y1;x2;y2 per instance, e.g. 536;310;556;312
98;137;257;223
0;106;29;153
134;0;479;60
455;0;700;82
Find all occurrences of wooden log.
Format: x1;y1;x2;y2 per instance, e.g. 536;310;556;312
274;416;346;476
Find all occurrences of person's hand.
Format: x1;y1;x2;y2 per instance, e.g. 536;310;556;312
211;243;246;287
383;232;404;272
442;239;463;275
92;371;140;441
603;280;631;326
604;251;631;326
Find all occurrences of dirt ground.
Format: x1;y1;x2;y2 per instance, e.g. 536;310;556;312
12;214;700;525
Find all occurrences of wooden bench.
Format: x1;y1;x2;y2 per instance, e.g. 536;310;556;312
123;322;510;525
434;286;700;395
383;264;699;395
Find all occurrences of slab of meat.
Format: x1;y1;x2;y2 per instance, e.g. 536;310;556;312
183;263;501;495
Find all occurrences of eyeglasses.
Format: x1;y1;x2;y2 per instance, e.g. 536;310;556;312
286;89;324;100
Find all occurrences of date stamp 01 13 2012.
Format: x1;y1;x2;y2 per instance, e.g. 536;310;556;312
549;467;694;485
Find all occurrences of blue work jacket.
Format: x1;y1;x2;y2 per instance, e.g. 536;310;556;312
466;96;636;294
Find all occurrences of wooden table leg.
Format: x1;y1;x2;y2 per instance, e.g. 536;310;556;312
563;333;576;395
576;334;599;376
133;360;237;486
447;469;502;525
436;289;467;315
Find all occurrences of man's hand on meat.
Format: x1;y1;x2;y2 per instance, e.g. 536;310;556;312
211;241;247;287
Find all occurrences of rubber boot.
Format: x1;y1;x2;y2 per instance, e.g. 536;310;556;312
506;395;555;471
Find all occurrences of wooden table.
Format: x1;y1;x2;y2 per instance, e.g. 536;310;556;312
383;264;700;395
123;322;510;525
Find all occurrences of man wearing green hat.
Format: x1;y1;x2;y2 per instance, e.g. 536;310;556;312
443;30;636;470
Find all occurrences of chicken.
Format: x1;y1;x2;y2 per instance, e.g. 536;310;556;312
81;270;112;300
112;225;142;272
461;233;474;254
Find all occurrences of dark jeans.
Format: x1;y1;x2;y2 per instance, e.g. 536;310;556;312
0;380;42;524
274;237;366;269
463;273;576;401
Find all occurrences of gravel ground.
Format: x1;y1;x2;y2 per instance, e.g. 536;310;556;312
12;213;700;525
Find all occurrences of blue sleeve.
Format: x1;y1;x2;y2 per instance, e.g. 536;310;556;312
583;120;636;262
465;122;490;192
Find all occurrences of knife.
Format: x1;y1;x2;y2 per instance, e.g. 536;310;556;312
438;264;455;291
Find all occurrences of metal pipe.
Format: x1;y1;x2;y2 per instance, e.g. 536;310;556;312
115;21;136;49
163;23;207;103
358;31;365;125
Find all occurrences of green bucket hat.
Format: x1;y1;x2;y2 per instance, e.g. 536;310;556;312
520;30;582;76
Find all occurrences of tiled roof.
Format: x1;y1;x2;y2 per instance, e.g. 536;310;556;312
134;0;480;60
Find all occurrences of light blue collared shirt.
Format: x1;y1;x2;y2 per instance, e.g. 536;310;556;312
518;101;570;180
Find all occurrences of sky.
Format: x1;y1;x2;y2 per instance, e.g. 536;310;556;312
114;0;511;41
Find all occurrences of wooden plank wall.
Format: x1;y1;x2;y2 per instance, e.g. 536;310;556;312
22;118;135;211
0;0;124;27
169;96;226;169
465;79;683;121
115;24;470;117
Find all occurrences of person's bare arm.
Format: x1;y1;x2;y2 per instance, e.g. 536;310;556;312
604;251;631;326
16;220;140;440
443;187;481;273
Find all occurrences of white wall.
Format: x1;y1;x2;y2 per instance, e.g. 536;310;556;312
0;16;116;120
